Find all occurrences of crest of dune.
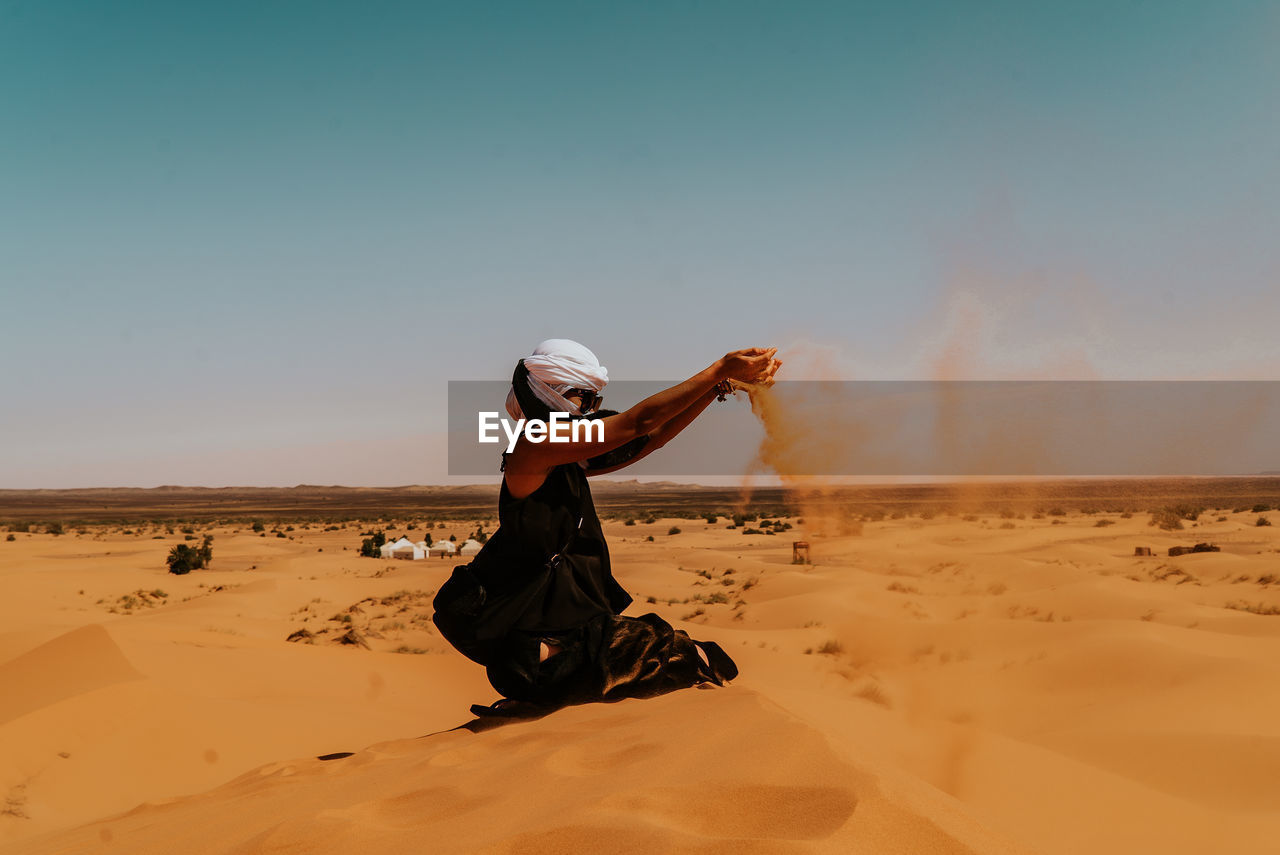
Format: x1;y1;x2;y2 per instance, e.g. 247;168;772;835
0;625;142;726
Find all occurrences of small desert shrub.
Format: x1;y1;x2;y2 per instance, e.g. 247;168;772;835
1258;516;1273;527
816;639;844;655
1095;519;1115;527
46;521;64;535
359;531;386;557
1167;503;1205;522
167;536;213;575
1252;504;1272;513
4;534;13;542
668;526;681;535
646;535;654;542
853;682;890;707
1149;508;1184;531
624;517;636;526
251;521;265;532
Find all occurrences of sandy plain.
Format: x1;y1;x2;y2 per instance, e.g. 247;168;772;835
2;494;1279;854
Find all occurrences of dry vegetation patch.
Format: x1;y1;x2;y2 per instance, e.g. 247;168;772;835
287;589;439;651
97;588;169;614
1224;600;1280;616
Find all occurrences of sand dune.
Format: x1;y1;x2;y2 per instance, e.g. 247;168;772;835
2;507;1279;853
0;625;142;725
11;688;1025;855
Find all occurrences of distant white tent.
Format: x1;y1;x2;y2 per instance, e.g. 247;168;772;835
378;539;397;559
459;538;483;557
388;537;424;560
428;540;457;557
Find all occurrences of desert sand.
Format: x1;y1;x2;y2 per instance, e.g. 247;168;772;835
2;502;1280;854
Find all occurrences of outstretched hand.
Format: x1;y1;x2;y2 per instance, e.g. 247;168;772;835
721;347;782;386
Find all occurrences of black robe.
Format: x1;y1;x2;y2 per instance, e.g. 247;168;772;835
435;463;732;706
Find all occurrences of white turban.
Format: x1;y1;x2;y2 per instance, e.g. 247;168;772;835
505;339;609;420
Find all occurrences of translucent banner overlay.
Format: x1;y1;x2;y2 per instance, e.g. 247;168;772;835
448;381;1280;477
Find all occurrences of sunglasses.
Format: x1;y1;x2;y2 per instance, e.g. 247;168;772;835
566;388;602;413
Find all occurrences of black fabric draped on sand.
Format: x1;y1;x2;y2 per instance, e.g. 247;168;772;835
432;462;737;707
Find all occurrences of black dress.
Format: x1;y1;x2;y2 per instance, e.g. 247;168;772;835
448;462;734;707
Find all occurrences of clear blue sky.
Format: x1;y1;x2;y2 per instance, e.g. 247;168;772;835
2;1;1277;486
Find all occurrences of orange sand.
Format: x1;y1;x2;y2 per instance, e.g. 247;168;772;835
2;509;1280;854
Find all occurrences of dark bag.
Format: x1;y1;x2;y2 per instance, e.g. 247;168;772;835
433;518;597;666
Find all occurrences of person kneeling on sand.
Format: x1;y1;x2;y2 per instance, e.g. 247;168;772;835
433;339;781;716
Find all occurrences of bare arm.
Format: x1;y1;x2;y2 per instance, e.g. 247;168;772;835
588;360;782;477
505;348;778;498
585;387;718;476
